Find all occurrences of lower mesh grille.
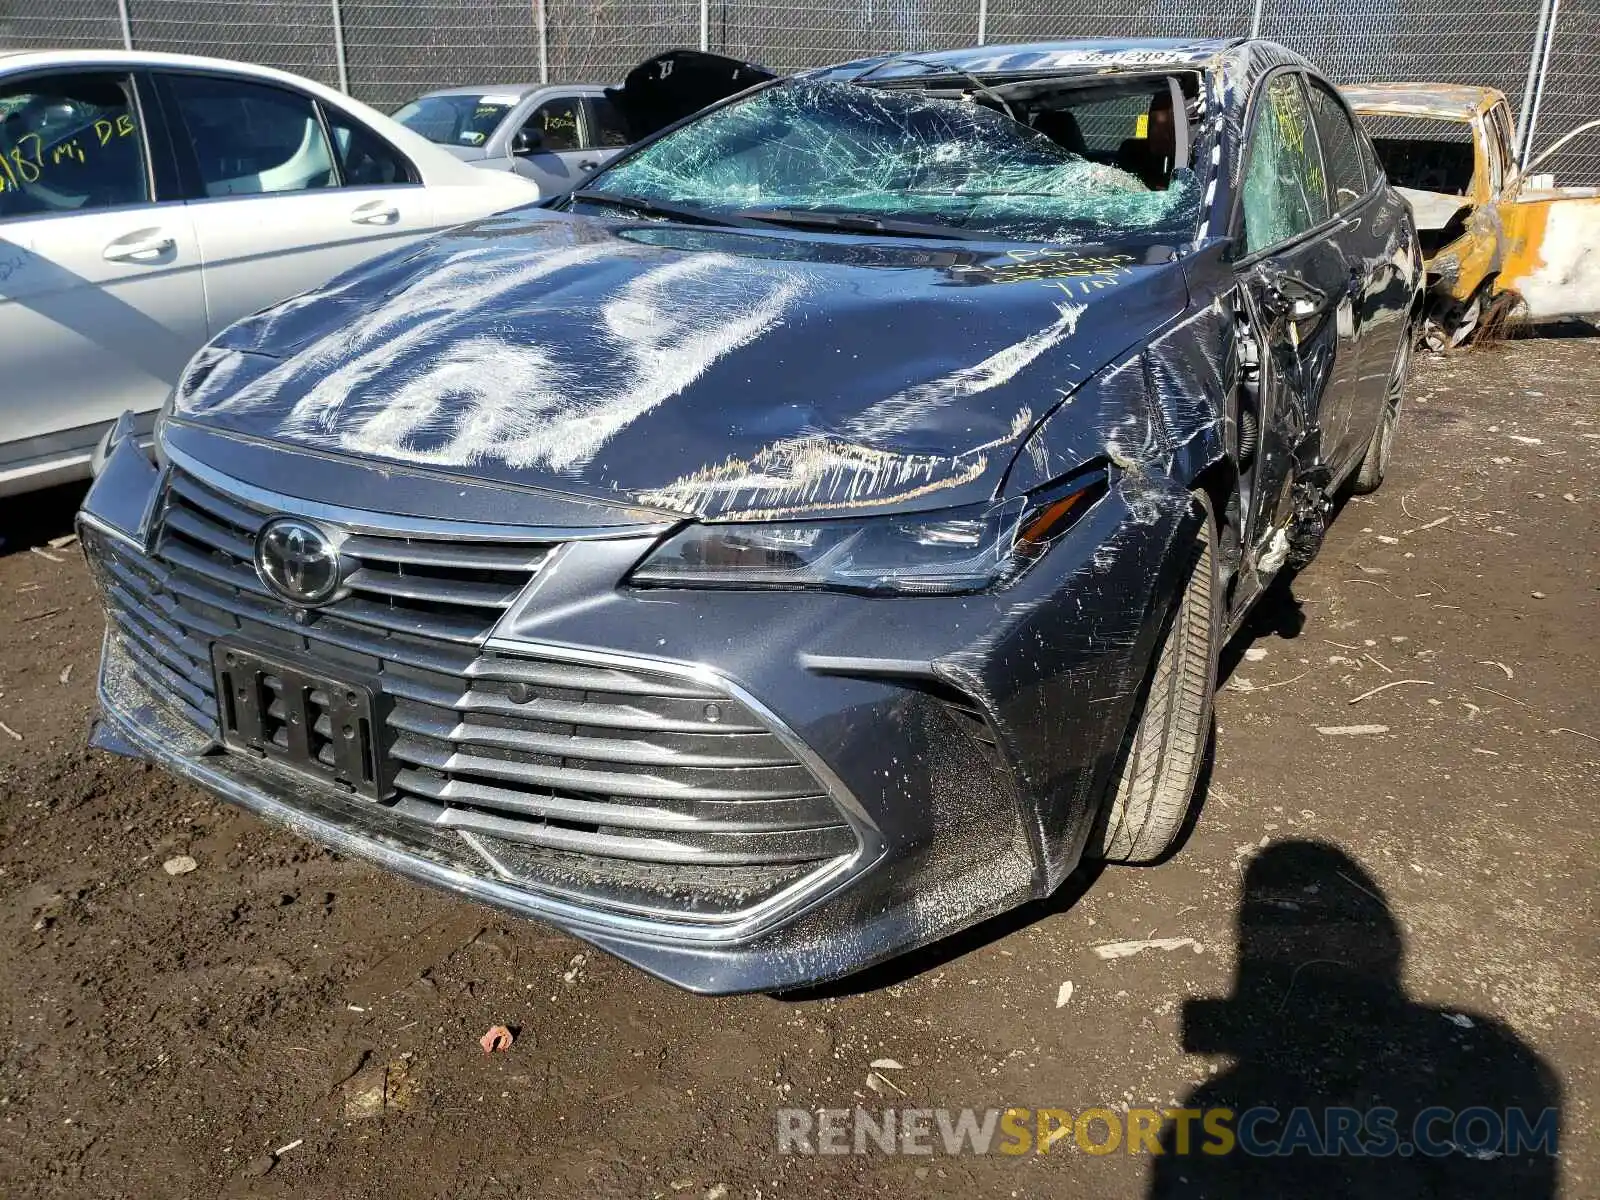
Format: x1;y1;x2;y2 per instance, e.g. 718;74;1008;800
84;499;855;917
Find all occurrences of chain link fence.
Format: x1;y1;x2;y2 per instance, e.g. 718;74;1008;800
0;0;1594;179
1527;0;1599;177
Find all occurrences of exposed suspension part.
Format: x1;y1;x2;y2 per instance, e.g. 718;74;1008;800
1285;463;1334;570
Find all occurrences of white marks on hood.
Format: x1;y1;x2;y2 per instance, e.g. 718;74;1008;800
337;253;806;473
637;437;999;521
280;241;626;436
840;302;1085;442
187;241;810;476
639;304;1083;518
182;235;1097;512
185;241;616;419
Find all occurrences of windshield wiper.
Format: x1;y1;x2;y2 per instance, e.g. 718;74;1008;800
568;190;762;228
738;208;986;241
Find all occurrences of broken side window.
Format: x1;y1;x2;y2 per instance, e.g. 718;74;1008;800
1357;114;1475;196
1242;73;1330;253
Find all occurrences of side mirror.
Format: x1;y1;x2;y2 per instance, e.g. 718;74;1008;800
511;128;541;156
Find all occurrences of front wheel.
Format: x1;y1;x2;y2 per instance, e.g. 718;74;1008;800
1351;330;1413;495
1093;491;1220;864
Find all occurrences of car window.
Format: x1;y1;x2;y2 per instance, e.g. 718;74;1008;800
1491;104;1518;186
0;73;148;219
392;93;515;147
1485;119;1505;195
1305;80;1367;211
1484;105;1515;194
523;98;581;152
1241;73;1331;254
162;73;335;198
324;106;415;186
1028;81;1192;192
582;95;630;148
1356;119;1384;185
1052;92;1152;158
1356;113;1475;195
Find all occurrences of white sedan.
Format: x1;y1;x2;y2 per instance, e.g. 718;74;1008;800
0;49;542;496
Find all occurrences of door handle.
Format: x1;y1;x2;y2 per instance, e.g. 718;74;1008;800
350;202;400;226
103;230;175;263
578;160;600;171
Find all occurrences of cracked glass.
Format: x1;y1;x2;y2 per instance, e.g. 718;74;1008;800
590;80;1202;244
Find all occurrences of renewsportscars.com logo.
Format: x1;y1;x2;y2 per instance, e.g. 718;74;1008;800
776;1105;1559;1158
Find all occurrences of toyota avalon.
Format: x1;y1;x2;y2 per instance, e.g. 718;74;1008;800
78;38;1422;994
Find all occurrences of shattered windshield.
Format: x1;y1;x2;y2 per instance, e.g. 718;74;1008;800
586;79;1202;243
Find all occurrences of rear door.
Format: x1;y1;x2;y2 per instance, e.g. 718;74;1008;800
579;92;632;173
1304;75;1408;463
508;93;591;193
0;67;205;485
1234;70;1359;539
153;69;435;337
1501;117;1600;320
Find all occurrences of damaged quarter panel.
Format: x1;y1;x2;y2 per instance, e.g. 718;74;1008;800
80;39;1423;994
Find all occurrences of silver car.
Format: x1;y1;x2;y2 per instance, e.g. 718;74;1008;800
391;52;777;196
392;84;628;194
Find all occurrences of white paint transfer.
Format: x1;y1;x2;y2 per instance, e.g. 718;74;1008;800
185;242;812;475
839;302;1084;442
638;305;1086;517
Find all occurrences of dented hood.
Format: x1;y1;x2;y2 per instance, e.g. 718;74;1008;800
172;212;1187;521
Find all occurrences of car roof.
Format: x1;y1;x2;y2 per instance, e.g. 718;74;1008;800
0;47;363;96
813;37;1251;79
1341;82;1505;121
415;83;610;100
416;84;543;99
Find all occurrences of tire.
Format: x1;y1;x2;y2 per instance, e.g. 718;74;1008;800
1094;490;1220;864
1351;330;1413;495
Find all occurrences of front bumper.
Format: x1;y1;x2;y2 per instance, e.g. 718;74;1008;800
80;435;1195;993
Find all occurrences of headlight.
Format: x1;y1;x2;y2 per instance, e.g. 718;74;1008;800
629;473;1106;595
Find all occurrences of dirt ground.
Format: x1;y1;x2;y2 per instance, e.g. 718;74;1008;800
1;336;1595;1199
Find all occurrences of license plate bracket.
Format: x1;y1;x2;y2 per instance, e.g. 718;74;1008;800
211;643;390;799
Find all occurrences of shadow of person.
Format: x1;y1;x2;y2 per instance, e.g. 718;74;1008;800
1151;841;1561;1198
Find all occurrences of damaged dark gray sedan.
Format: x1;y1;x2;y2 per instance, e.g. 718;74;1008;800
80;38;1423;994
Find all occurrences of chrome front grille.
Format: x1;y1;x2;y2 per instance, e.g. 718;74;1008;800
159;470;549;644
86;471;855;918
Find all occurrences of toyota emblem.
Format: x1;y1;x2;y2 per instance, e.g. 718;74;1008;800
255;517;345;606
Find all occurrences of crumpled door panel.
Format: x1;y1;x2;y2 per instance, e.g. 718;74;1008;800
1500;191;1600;320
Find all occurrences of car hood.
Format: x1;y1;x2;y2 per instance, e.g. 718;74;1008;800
604;50;778;143
1396;186;1471;232
172;212;1187;522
